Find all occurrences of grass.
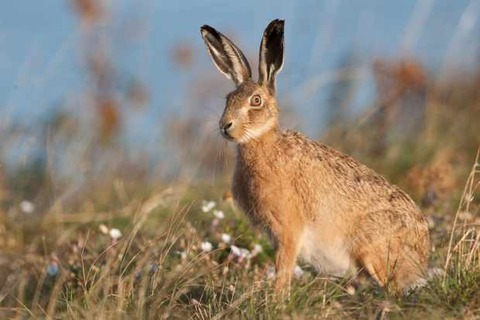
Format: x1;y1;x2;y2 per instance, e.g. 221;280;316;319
0;145;478;319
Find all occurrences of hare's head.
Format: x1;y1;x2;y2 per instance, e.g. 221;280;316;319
201;20;284;143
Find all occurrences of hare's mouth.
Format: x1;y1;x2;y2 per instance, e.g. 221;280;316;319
220;127;235;141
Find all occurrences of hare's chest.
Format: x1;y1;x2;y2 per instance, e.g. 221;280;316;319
232;165;291;225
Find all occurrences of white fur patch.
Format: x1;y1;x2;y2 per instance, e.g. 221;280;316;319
237;118;276;144
222;40;247;84
208;44;233;80
298;227;353;276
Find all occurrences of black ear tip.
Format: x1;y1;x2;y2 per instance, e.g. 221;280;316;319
265;19;285;35
201;25;217;35
201;25;221;41
270;19;285;27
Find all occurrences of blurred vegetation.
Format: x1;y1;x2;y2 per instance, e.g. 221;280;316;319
0;1;479;318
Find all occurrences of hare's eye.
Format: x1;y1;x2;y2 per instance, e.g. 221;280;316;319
250;94;263;107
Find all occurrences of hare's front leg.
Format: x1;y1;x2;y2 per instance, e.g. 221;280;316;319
273;224;303;294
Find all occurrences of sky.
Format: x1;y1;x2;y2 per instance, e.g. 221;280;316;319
0;0;479;160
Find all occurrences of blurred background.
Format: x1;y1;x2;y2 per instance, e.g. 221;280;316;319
0;2;480;317
0;0;479;212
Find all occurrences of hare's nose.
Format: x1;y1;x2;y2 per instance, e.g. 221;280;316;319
220;121;233;132
220;121;234;137
224;122;233;131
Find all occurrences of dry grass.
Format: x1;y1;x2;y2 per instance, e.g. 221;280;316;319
444;148;480;283
0;145;478;319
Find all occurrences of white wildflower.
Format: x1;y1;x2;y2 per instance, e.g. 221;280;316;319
20;200;35;214
294;265;304;278
201;200;216;213
248;243;263;258
252;243;263;254
201;241;213;252
221;233;231;243
230;245;249;258
109;228;122;240
230;245;241;256
239;248;250;258
213;209;225;219
99;224;109;234
176;251;187;260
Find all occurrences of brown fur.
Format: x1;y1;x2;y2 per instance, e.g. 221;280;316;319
201;21;430;295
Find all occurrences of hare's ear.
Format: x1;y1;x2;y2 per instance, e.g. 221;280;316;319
258;19;284;92
201;25;252;86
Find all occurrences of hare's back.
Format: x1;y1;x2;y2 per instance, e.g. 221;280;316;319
280;130;422;216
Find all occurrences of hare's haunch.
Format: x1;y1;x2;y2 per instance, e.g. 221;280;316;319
200;19;430;295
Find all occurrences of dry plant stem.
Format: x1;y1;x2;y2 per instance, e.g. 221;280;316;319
443;146;480;285
451;228;480;269
46;269;69;318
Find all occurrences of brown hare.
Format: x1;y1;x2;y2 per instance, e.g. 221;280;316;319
200;19;430;295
